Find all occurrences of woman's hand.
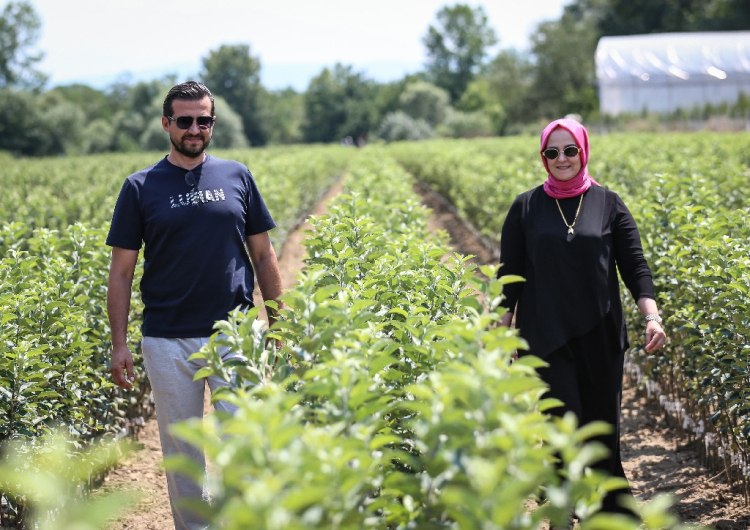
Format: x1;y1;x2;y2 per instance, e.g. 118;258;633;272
644;320;667;352
636;298;666;353
499;312;513;328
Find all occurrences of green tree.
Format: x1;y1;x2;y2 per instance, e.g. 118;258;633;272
128;77;170;115
456;77;487;112
528;11;599;119
0;88;93;156
38;91;86;154
109;77;172;152
0;88;87;156
377;111;435;142
303;64;376;144
0;88;47;155
457;78;506;135
423;4;497;103
398;81;450;127
481;49;535;127
371;74;424;119
438;108;494;138
139;118;169;152
81;119;114;154
690;0;750;30
209;96;249;149
49;83;115;123
303;67;345;143
110;109;145;152
573;0;750;35
0;0;46;90
258;88;304;145
201;44;266;146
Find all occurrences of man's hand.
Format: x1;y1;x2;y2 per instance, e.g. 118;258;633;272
107;247;138;389
111;344;135;389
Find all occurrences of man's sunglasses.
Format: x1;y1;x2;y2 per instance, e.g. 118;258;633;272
541;145;581;160
167;115;215;130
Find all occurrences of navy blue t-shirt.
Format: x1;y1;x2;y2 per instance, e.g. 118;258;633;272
106;155;276;338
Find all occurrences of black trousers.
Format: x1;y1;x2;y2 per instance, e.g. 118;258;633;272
534;317;634;515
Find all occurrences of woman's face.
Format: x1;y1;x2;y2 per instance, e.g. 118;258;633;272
544;128;582;181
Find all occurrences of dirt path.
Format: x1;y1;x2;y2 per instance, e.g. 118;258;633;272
104;178;748;529
620;388;750;529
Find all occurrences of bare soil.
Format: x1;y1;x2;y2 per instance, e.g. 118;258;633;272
620;389;750;529
102;179;749;529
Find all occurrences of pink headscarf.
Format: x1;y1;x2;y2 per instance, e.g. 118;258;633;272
540;118;600;199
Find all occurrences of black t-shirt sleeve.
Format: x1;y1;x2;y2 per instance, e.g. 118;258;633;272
497;194;525;312
612;193;655;301
244;171;276;236
106;179;143;250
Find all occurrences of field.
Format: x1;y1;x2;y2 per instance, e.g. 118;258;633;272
1;133;748;529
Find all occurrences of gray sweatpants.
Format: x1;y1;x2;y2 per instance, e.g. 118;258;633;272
141;336;240;530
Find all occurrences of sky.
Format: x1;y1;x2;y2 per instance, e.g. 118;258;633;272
24;0;569;91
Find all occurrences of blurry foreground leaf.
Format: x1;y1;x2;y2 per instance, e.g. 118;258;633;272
0;430;139;529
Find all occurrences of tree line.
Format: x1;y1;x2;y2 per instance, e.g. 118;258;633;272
1;0;748;157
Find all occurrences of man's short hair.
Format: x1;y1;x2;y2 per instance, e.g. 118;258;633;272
163;81;215;117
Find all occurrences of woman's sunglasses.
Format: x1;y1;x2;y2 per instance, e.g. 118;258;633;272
167;115;215;130
541;145;581;160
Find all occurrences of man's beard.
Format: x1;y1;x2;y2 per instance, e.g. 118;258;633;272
171;134;211;158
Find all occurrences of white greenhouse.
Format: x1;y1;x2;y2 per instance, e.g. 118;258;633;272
595;31;750;115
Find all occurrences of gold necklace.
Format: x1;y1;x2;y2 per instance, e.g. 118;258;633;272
555;194;584;236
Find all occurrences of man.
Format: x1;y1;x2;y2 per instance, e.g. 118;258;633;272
106;81;283;530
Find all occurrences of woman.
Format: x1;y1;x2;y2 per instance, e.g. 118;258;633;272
497;118;667;516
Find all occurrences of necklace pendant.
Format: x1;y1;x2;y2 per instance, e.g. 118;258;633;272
567;227;574;235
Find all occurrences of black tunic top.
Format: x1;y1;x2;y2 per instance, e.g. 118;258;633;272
497;185;655;358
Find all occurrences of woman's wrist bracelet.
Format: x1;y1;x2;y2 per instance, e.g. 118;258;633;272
644;313;662;324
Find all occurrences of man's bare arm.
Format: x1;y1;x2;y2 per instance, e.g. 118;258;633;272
246;232;283;325
107;247;139;389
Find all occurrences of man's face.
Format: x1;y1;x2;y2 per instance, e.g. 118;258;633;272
162;96;214;158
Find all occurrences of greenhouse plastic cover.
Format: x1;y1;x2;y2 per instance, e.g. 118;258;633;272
595;31;750;114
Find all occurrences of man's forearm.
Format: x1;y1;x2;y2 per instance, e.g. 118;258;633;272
255;255;283;322
107;277;132;347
